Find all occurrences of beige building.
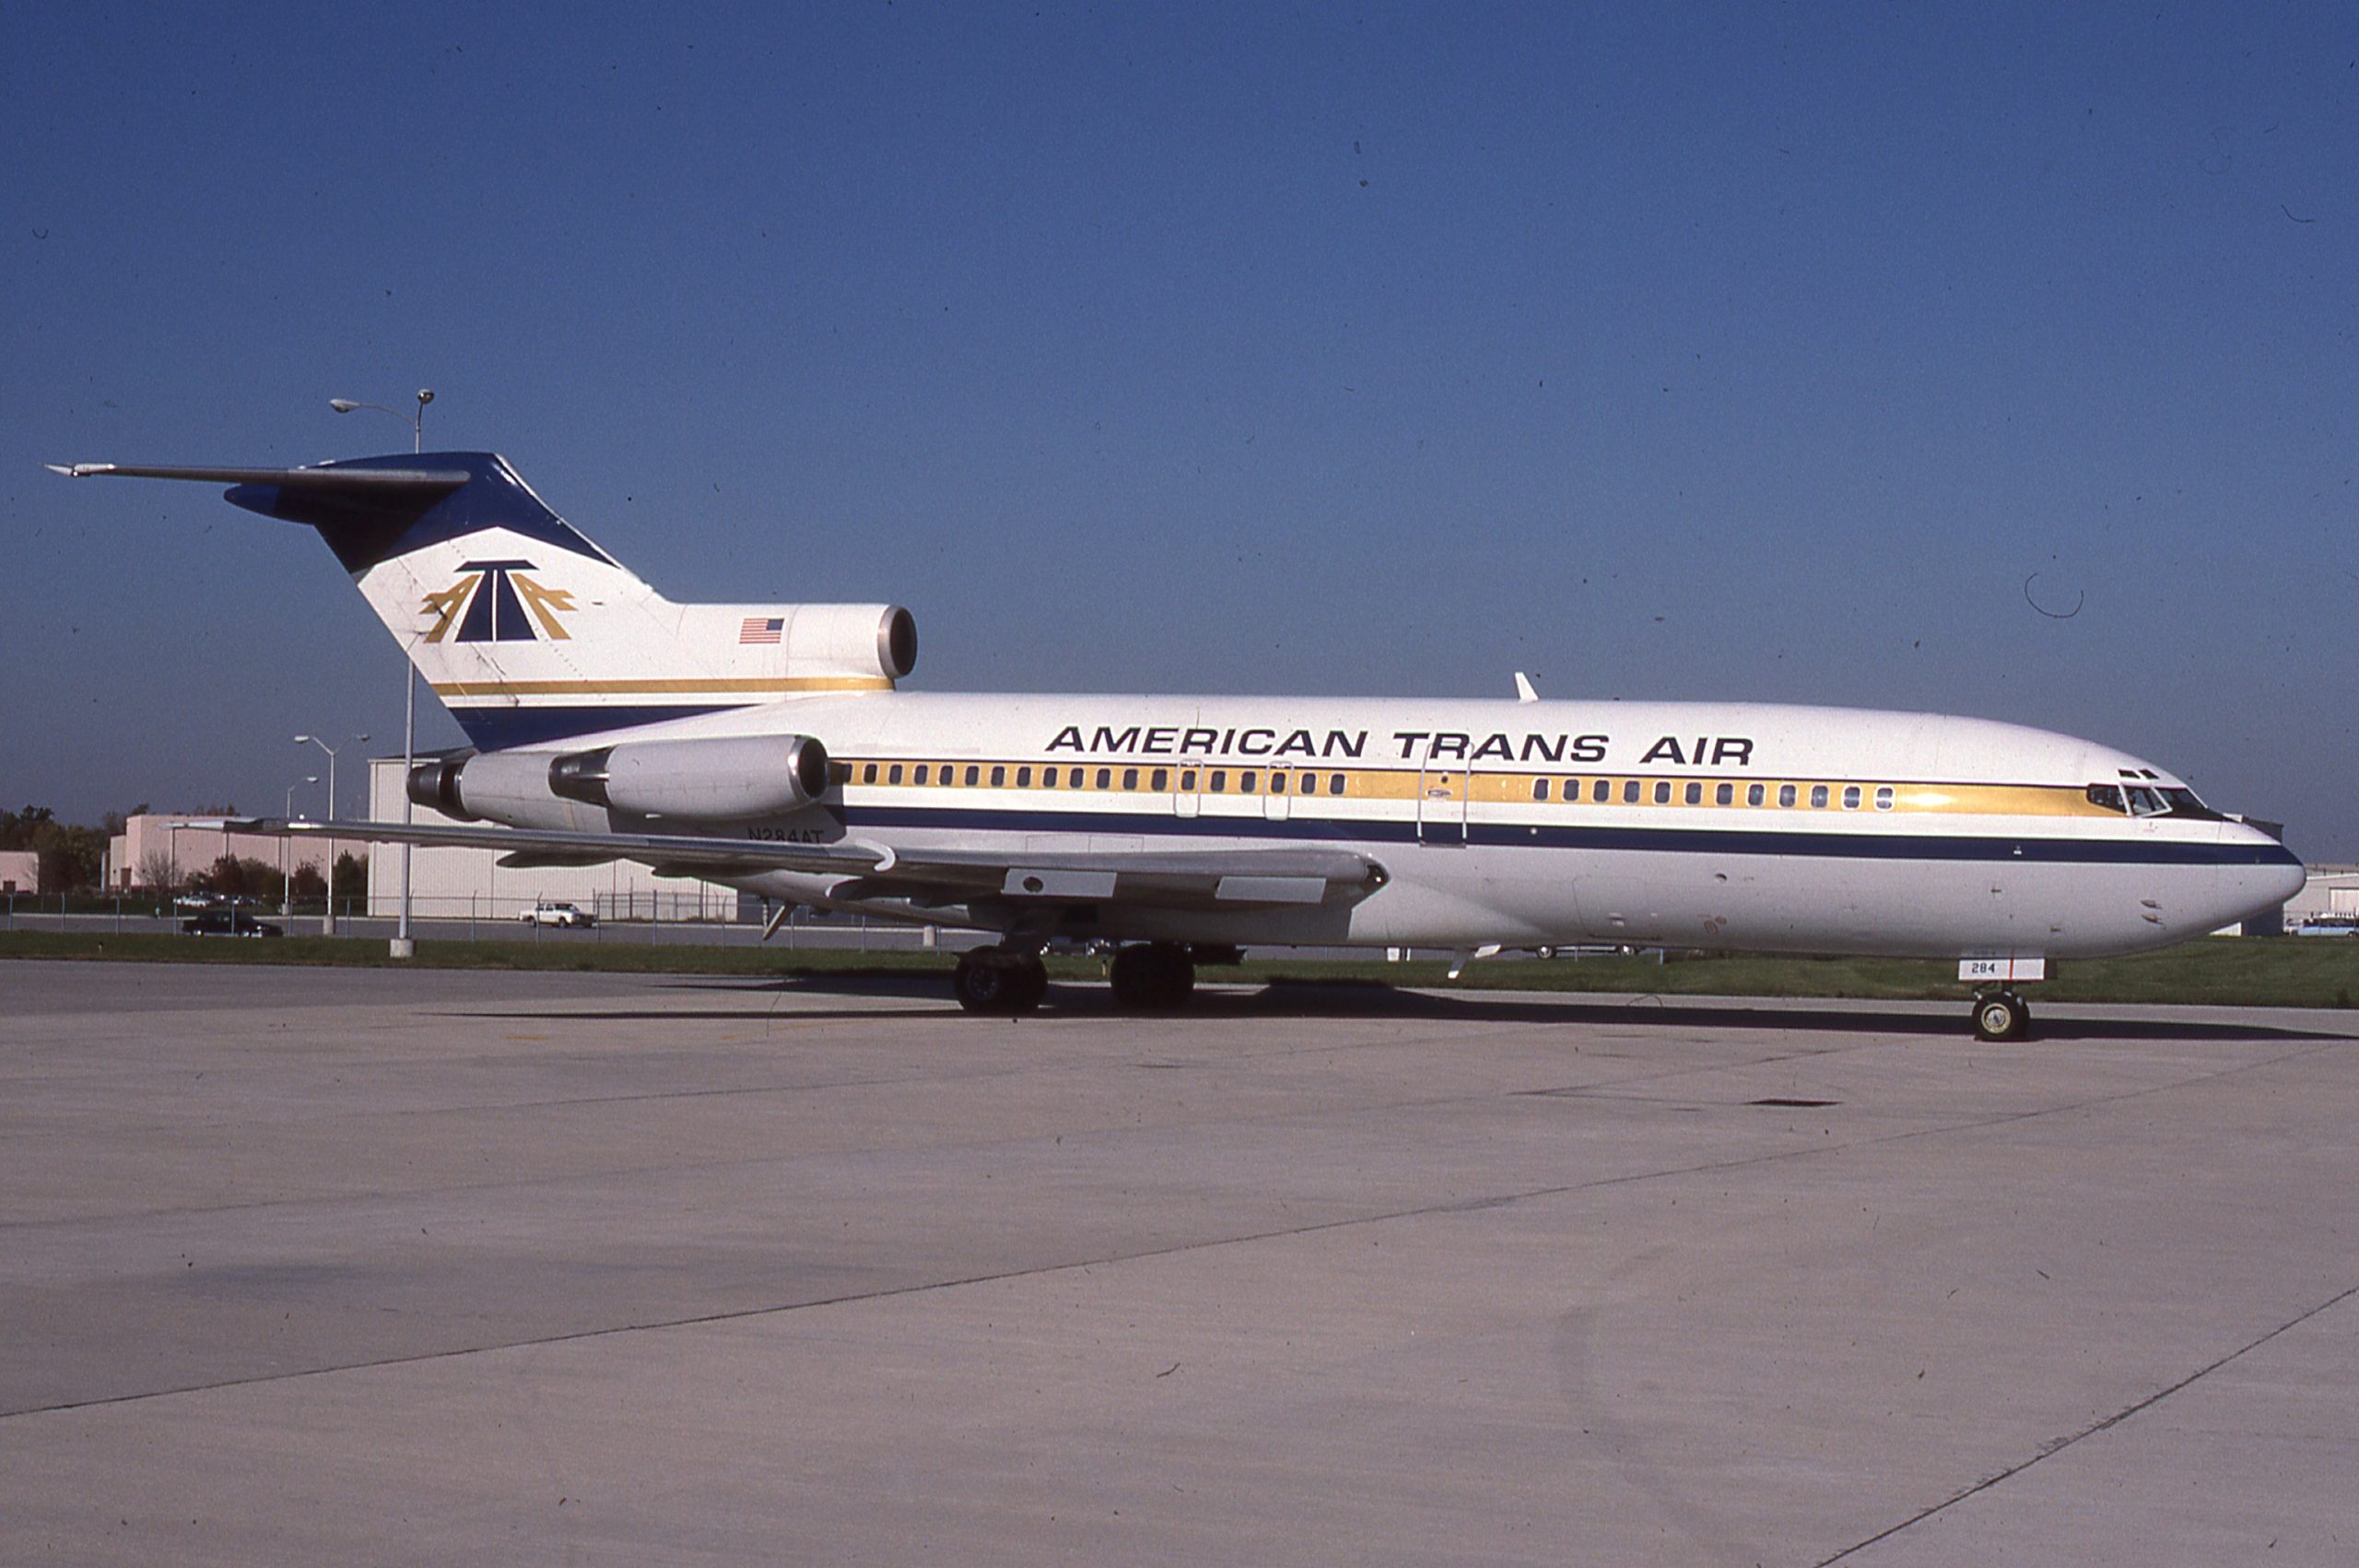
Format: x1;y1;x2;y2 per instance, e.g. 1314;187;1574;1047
104;815;334;891
0;850;37;895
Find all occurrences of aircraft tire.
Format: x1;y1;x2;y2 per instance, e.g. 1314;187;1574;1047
1972;990;2029;1042
1110;943;1193;1012
955;949;1041;1015
1013;953;1050;1012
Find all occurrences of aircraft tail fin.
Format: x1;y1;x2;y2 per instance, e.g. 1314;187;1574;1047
53;451;914;748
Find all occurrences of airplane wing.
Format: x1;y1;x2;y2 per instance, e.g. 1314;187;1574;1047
260;818;1385;910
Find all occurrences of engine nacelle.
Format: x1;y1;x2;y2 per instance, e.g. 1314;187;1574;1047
546;734;832;820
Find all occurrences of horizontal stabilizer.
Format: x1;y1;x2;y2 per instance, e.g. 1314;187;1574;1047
48;462;469;492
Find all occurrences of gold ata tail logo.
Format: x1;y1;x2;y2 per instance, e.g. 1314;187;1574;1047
421;559;576;643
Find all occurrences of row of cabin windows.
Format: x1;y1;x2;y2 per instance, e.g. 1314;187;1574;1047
1531;778;1896;812
846;760;1897;813
855;761;1352;796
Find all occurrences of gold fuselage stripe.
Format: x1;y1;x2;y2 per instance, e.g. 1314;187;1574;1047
433;676;895;698
830;759;2126;820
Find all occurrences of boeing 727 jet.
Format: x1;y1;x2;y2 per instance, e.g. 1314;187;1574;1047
53;451;2305;1038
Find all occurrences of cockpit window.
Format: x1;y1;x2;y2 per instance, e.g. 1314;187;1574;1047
2162;787;2222;821
2089;780;2217;819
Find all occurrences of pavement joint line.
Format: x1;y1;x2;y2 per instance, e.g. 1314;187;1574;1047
1812;1281;2359;1566
6;1037;2340;1423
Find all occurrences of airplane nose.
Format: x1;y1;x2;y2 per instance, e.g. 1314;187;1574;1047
2223;826;2306;925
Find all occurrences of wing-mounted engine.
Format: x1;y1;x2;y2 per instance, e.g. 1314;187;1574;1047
410;733;833;825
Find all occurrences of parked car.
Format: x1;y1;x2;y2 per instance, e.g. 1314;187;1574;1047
181;909;283;938
521;900;596;929
2294;917;2358;937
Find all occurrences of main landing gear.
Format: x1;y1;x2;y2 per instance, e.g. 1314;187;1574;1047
953;947;1050;1016
1109;942;1194;1012
1972;989;2032;1042
951;942;1202;1016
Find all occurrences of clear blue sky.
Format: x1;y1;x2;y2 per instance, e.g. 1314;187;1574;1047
6;3;2353;855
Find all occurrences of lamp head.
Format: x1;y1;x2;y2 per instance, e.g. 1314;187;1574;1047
328;400;358;414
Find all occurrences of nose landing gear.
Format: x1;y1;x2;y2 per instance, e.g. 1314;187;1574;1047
1972;989;2031;1041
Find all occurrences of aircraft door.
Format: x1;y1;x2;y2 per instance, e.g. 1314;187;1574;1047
1263;768;1293;822
1174;764;1203;819
1415;743;1469;846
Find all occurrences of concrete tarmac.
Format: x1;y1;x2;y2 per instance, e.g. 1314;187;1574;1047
2;959;2353;1565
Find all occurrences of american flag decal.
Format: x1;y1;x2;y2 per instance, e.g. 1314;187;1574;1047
739;615;784;645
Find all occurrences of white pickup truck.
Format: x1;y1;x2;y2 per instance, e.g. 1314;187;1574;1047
520;900;597;929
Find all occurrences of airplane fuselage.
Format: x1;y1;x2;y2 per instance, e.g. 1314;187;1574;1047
469;690;2302;961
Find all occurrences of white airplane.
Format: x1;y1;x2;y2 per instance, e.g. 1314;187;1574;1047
53;451;2305;1038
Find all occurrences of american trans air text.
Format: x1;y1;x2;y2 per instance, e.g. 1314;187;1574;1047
1043;724;1756;767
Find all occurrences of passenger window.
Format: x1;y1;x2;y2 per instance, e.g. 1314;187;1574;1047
1042;767;1060;789
1122;768;1139;790
1653;781;1672;805
1748;783;1766;806
1330;775;1346;795
888;764;904;785
1211;770;1226;792
1180;769;1197;790
1016;766;1031;788
1533;778;1551;802
1623;780;1640;804
861;763;877;784
1716;782;1733;806
1272;772;1287;794
1239;771;1258;792
1150;768;1168;791
1842;785;1860;810
1563;778;1579;801
1593;779;1611;803
914;765;930;786
1096;768;1113;790
1684;782;1702;805
1875;786;1894;811
965;766;980;787
1778;784;1798;807
990;766;1005;788
1810;785;1829;808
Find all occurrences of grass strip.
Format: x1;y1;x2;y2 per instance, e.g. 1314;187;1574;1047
5;930;2353;1009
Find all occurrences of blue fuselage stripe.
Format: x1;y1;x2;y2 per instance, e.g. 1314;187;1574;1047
836;803;2298;869
452;704;737;749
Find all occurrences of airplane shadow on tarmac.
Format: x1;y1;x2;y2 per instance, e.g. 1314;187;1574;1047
452;973;2357;1045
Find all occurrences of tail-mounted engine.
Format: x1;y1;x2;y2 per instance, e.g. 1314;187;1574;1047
409;733;832;825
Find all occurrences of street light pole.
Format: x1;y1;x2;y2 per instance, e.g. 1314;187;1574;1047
296;733;366;935
285;775;316;926
329;391;435;957
330;389;434;453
